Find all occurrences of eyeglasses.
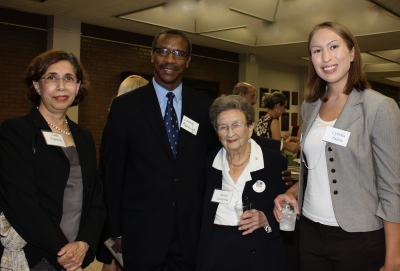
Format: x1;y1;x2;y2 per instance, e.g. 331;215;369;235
40;76;80;86
153;48;189;60
217;121;246;134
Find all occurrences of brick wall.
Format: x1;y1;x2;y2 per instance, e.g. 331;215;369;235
0;7;239;161
79;37;239;160
0;24;47;124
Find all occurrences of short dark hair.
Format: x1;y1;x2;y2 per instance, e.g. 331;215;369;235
232;85;249;95
152;29;192;55
25;50;90;106
209;95;255;131
262;92;287;109
306;22;370;103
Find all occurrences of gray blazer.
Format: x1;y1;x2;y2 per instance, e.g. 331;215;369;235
298;89;400;232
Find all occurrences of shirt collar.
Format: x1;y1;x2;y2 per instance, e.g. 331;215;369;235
153;77;182;104
212;138;264;172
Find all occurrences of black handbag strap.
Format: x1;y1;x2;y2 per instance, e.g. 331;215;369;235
23;116;37;154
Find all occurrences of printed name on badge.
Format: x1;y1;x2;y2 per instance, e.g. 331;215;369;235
211;189;233;204
41;131;66;147
322;126;351;147
181;115;199;135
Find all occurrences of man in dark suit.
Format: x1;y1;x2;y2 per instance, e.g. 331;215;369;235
105;29;288;271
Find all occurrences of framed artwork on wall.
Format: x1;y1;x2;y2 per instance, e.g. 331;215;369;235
291;113;298;126
292;92;299;105
282;90;290;110
271;89;280;93
259;88;269;108
281;112;290;131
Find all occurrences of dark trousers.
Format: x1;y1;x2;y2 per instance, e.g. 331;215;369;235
200;225;289;271
299;216;385;271
125;210;195;271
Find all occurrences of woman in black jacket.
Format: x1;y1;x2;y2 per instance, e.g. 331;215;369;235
0;50;105;271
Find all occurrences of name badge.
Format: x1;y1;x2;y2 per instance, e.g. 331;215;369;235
41;131;66;147
323;126;351;147
253;180;266;193
181;115;199;135
211;189;233;204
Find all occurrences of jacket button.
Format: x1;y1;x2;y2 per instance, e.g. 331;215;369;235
174;178;179;182
171;202;176;208
333;179;337;184
331;169;336;173
329;158;334;162
328;147;332;151
250;249;255;254
334;190;338;195
244;196;249;201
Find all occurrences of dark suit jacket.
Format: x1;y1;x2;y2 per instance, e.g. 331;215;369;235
197;146;289;271
0;107;105;269
105;81;282;266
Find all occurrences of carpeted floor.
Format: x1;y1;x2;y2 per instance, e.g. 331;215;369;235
84;259;103;271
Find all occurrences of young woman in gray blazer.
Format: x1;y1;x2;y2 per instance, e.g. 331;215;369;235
274;22;400;271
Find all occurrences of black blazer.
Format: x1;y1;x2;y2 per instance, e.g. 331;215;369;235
0;107;105;269
105;82;218;266
197;146;289;270
105;82;283;266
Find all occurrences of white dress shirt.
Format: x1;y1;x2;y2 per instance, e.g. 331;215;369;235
212;139;264;225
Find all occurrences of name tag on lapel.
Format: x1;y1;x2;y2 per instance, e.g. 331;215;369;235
41;131;66;147
181;115;199;135
323;126;350;147
211;189;233;204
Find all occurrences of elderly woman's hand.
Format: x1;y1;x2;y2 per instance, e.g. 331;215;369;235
57;241;89;271
237;209;268;235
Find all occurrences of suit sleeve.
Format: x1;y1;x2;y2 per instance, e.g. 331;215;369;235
371;98;400;223
251;133;281;152
0;118;68;255
105;99;128;237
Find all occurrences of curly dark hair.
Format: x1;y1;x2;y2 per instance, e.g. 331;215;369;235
25;50;90;106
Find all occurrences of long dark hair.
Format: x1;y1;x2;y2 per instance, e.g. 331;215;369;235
306;22;370;103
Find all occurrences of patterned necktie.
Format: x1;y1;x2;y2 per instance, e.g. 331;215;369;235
164;92;179;158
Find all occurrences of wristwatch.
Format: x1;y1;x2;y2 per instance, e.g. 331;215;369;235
264;224;272;233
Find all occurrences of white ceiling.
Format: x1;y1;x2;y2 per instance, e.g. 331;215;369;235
2;0;400;88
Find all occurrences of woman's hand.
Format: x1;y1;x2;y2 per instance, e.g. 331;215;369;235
237;209;268;235
273;191;299;222
286;136;300;143
57;241;89;271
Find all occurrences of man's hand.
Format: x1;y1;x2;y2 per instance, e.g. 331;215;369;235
282;170;293;186
116;238;122;253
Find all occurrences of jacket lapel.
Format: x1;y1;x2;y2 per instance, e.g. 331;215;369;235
176;86;196;160
334;90;363;130
68;119;89;188
29;107;65;156
141;82;175;161
300;99;322;150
